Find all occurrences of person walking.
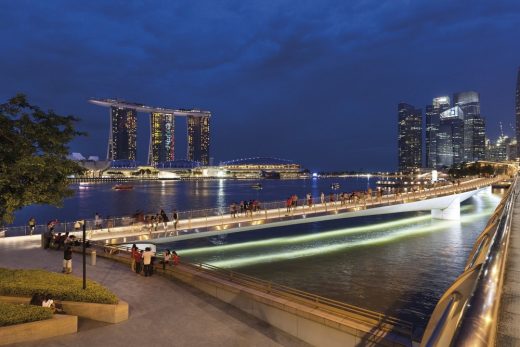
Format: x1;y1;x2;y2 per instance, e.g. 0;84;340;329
320;192;325;205
135;250;143;274
94;213;102;230
28;217;36;235
160;209;169;230
63;242;73;274
130;244;138;272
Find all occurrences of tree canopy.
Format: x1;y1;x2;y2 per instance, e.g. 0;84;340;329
0;94;85;224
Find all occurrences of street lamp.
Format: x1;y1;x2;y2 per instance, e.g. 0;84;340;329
77;220;87;290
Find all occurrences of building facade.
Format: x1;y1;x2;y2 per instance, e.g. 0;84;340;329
454;91;485;162
437;106;464;168
109;106;137;161
398;103;422;172
149;112;175;166
425;96;450;168
187;115;210;165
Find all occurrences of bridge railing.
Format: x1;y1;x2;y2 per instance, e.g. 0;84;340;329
2;176;498;238
420;176;518;346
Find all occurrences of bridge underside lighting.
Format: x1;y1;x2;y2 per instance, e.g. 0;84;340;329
187;207;496;269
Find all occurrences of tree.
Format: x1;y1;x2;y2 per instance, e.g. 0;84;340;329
0;94;85;224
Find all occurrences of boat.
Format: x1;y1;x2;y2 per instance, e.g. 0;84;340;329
112;184;134;190
330;183;340;190
251;183;263;190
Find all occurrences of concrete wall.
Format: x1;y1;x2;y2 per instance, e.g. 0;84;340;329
159;266;412;347
0;315;77;346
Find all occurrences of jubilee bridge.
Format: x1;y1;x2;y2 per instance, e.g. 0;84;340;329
83;176;502;244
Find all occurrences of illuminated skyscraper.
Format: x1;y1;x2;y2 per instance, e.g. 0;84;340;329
398;103;422;171
148;113;175;165
109;106;137;160
515;67;520;156
187;115;210;165
437;106;464;168
425;96;450;168
454;91;485;162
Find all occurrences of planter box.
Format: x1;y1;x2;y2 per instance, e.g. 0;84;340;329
0;314;77;346
0;296;128;323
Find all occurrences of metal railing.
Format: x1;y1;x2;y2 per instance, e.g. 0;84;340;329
420;176;518;346
2;176;500;238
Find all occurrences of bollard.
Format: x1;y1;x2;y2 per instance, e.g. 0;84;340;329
90;250;96;266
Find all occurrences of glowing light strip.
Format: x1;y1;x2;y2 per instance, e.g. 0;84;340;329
179;205;475;256
206;209;497;268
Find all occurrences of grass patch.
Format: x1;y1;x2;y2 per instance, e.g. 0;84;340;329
0;302;53;327
0;268;118;304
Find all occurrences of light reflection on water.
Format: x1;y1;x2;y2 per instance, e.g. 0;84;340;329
168;189;502;333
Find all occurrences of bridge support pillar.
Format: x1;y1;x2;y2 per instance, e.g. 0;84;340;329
431;196;460;220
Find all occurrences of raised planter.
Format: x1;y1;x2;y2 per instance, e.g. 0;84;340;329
0;296;128;323
0;314;77;346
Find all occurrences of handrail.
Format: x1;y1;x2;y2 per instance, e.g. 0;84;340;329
3;176;500;238
420;176;518;346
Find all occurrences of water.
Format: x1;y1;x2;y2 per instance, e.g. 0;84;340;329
12;177;374;225
12;178;502;335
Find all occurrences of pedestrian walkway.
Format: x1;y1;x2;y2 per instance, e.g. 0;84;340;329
0;237;309;346
497;192;520;346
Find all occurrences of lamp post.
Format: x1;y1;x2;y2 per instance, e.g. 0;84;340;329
82;220;86;290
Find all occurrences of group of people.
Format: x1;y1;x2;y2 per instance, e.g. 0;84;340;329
142;209;179;231
229;200;262;218
130;244;180;277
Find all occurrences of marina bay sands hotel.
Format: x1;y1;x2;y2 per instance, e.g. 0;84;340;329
89;99;211;166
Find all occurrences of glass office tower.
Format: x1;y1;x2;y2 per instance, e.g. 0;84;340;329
425;96;450;168
454;91;485;162
149;112;175;166
437;106;464;168
187;115;210;165
108;106;137;160
398;103;422;171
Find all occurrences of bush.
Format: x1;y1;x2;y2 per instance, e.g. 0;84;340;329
0;268;118;304
0;302;53;327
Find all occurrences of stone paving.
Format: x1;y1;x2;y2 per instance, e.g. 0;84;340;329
0;236;310;347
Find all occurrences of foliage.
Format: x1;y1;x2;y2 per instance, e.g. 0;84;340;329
0;268;118;304
0;94;85;224
0;302;53;327
448;162;495;178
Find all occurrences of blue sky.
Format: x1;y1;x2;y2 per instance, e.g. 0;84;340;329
1;0;519;171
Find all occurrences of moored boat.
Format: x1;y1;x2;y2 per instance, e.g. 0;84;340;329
112;184;134;190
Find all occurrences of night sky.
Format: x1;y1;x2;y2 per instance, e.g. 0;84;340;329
1;1;519;171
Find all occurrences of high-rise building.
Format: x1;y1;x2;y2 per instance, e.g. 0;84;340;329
425;96;450;168
515;67;520;156
187;115;210;165
454;91;485;162
398;103;422;172
109;106;137;161
148;112;175;165
437;106;464;168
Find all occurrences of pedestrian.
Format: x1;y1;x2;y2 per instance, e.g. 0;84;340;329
173;210;179;231
130;244;138;272
160;209;169;229
44;220;57;249
135;250;143;274
63;242;73;274
142;247;155;277
286;197;292;214
163;249;171;266
94;213;102;229
320;192;325;205
28;217;36;235
106;216;113;232
172;251;180;266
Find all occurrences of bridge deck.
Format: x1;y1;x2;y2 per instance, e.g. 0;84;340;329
84;177;498;244
497;192;520;345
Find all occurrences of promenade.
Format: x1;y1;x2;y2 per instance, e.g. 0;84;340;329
0;236;309;347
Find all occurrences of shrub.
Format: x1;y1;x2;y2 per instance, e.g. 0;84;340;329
0;268;118;304
0;302;53;327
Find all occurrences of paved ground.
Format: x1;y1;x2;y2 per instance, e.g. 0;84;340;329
0;236;310;347
497;193;520;346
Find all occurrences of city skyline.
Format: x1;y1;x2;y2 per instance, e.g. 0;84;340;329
0;1;519;171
